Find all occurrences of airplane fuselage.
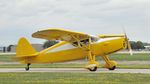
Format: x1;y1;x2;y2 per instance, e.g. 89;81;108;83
27;37;126;63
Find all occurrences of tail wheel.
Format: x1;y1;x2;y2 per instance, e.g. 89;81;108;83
108;66;116;70
25;67;30;71
25;63;31;71
88;67;97;72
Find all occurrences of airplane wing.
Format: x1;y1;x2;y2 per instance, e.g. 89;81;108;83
98;34;125;38
32;28;90;42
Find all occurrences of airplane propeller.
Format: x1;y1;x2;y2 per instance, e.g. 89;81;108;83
124;31;133;55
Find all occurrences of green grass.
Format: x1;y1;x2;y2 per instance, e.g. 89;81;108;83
0;53;150;62
0;55;15;62
109;53;150;61
0;63;149;69
117;64;150;69
0;53;150;69
0;54;150;69
96;53;150;61
0;54;149;83
0;72;149;84
0;64;84;68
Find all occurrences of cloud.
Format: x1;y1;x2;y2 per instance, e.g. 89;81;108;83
0;0;150;46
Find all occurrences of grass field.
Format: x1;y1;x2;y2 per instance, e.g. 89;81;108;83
0;53;150;62
0;53;150;69
0;64;150;69
0;54;149;84
0;54;14;62
108;53;150;61
0;72;149;84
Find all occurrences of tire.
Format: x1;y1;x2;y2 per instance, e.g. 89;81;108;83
88;67;97;72
25;67;29;71
109;66;116;70
25;63;31;71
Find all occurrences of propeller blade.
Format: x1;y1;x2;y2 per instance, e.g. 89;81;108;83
123;28;133;55
127;40;133;55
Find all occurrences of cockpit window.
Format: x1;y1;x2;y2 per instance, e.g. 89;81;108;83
91;36;99;42
72;36;99;47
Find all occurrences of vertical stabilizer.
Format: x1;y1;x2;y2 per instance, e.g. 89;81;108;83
16;37;38;57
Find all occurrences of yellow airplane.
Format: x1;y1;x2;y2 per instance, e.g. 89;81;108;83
14;28;132;71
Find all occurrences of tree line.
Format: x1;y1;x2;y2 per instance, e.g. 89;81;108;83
129;41;145;50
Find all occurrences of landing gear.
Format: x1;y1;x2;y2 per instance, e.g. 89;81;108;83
25;63;31;71
102;55;117;70
86;61;99;72
104;61;117;71
85;48;100;72
77;37;100;72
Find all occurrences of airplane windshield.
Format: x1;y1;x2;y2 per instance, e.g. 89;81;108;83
72;36;99;47
91;36;99;42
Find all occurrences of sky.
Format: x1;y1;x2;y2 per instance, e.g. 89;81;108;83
0;0;150;46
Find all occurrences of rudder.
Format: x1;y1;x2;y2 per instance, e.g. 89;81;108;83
16;37;38;58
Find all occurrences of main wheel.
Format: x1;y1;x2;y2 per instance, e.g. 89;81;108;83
88;67;97;72
108;66;116;70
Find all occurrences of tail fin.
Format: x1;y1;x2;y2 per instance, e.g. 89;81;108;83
15;37;38;61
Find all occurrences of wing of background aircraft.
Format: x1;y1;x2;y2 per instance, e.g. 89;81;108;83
32;28;91;43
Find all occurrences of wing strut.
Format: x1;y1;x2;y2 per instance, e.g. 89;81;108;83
85;37;100;72
70;35;100;71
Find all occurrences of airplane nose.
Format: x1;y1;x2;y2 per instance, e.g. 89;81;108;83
123;40;126;48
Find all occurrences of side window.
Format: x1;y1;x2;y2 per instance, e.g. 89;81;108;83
80;39;89;45
72;42;78;47
72;36;99;47
72;39;89;47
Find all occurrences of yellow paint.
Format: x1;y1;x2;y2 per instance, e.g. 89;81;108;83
98;34;125;38
16;37;38;57
32;28;89;42
14;28;128;71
